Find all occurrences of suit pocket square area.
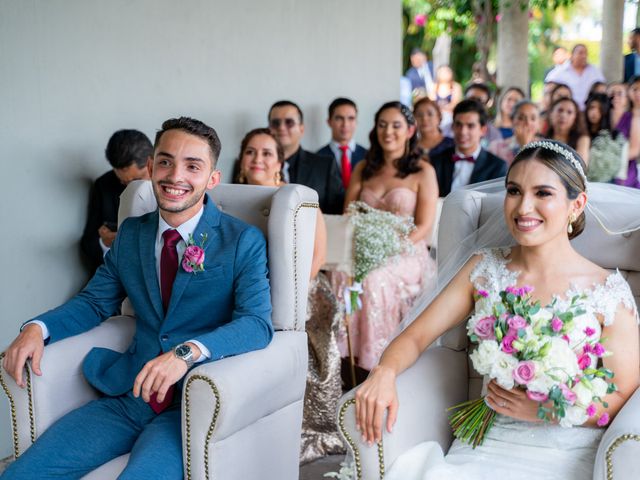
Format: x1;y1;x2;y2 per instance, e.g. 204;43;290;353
186;263;225;283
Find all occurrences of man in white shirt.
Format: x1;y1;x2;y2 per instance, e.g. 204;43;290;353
545;44;605;109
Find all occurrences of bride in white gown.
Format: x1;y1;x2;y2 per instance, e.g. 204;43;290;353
354;140;640;480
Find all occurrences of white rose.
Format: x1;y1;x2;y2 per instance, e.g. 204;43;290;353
527;373;556;394
490;352;518;390
572;382;593;406
591;378;608;398
544;338;580;381
529;308;553;328
470;341;499;375
560;405;588;427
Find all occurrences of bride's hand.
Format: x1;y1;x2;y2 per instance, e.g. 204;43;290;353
485;380;544;423
355;365;399;445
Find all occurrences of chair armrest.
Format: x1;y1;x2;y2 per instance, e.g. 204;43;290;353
594;386;640;480
181;331;307;476
337;346;468;480
0;315;135;457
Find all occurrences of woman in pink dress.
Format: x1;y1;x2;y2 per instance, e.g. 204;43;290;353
337;101;439;373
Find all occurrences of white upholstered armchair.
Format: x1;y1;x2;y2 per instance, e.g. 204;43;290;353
0;181;319;479
337;187;640;480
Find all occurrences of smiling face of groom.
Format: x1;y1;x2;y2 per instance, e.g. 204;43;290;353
149;118;221;227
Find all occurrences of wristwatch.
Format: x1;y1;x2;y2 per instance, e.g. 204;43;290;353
174;343;195;369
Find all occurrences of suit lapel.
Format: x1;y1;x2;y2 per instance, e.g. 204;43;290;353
470;149;488;184
139;211;164;321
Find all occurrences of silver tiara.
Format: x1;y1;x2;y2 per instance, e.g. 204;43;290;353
518;140;588;188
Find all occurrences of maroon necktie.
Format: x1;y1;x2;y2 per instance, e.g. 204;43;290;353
339;145;351;188
452;154;475;164
149;228;182;414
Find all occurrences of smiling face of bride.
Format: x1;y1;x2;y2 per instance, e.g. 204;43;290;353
504;148;587;248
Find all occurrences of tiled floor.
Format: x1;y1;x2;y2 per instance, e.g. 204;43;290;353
0;454;344;479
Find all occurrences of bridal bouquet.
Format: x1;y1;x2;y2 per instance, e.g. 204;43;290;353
345;201;415;312
448;285;616;448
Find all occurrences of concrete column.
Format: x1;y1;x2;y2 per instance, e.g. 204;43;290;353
496;0;529;93
600;0;624;82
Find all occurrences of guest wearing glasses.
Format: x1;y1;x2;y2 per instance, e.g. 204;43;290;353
268;100;344;213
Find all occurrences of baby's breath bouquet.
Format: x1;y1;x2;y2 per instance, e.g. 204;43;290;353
346;201;415;312
588;131;627;182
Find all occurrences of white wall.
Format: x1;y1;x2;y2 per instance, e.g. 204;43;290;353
0;0;400;459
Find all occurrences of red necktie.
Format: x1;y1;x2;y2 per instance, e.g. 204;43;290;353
149;228;182;414
339;145;351;188
452;154;475;164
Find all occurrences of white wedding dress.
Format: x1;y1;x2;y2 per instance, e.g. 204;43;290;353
385;248;638;480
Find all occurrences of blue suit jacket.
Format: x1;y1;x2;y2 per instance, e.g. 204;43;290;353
316;144;367;171
405;62;434;91
32;194;273;396
624;53;637;83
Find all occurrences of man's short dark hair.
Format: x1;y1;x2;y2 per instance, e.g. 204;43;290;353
154;117;222;167
453;99;489;126
410;47;424;56
328;97;358;118
105;129;153;170
632;28;640;36
571;43;587;54
268;100;304;124
464;82;492;103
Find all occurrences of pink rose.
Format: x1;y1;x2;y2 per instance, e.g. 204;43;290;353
551;317;563;333
597;412;610;427
183;245;205;265
414;13;426;27
181;257;194;273
584;327;596;337
593;343;605;357
583;344;593;354
501;335;518;354
559;384;577;405
586;404;597;417
526;390;549;403
474;316;496;340
513;361;536;385
577;353;591;370
507;315;527;330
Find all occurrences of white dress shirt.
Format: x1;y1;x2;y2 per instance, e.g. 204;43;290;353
328;139;357;169
450;146;482;192
28;207;211;362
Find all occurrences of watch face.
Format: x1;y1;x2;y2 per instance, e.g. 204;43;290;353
175;344;191;357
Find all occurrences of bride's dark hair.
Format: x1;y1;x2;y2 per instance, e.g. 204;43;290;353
507;140;587;240
361;101;423;181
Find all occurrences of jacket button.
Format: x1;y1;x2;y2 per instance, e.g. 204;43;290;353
160;334;169;341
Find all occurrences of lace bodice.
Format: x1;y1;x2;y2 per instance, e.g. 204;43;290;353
470;248;638;327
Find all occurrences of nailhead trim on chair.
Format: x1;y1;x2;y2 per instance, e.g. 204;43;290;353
338;398;386;480
606;434;640;480
0;353;35;458
184;374;221;480
292;202;319;331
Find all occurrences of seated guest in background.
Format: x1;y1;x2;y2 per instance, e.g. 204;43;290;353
2;117;273;479
430;99;507;197
494;86;526;139
405;48;435;97
546;97;590;164
545;43;605;109
608;81;629;129
336;101;438;375
317;97;368;189
268;100;344;213
462;82;503;147
489;100;540;166
588;81;607;97
624;28;640;83
540;83;574;135
584;93;626;182
413;97;454;157
80;129;152;274
429;64;462;126
236;128;342;463
615;76;640;188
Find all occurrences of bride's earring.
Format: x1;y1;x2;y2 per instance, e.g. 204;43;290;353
567;213;576;235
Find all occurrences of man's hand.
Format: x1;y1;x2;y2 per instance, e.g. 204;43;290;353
2;324;45;388
133;343;201;403
98;225;117;248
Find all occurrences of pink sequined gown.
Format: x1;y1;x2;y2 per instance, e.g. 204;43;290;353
334;187;437;371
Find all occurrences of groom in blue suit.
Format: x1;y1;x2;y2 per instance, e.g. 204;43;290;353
2;117;273;479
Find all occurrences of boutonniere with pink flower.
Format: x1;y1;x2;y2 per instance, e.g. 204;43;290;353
182;233;207;273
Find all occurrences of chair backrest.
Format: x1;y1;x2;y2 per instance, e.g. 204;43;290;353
435;188;640;397
117;180;319;331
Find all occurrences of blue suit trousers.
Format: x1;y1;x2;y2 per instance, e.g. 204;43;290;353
1;392;183;479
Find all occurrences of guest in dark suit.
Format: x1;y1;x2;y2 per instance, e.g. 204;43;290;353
316;97;368;189
624;28;640;83
268;100;344;214
405;48;434;95
429;99;507;197
80;129;152;274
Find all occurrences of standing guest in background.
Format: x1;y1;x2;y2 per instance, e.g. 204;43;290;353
317;97;368;189
413;97;454;157
624;28;640;83
267;100;344;213
430;99;507;197
405;48;435;97
80;129;152;274
461;83;503;147
615;76;640;188
429;65;463;127
494;87;526;139
546;97;590;163
544;46;569;77
489;100;541;166
545;44;605;109
608;82;629;130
